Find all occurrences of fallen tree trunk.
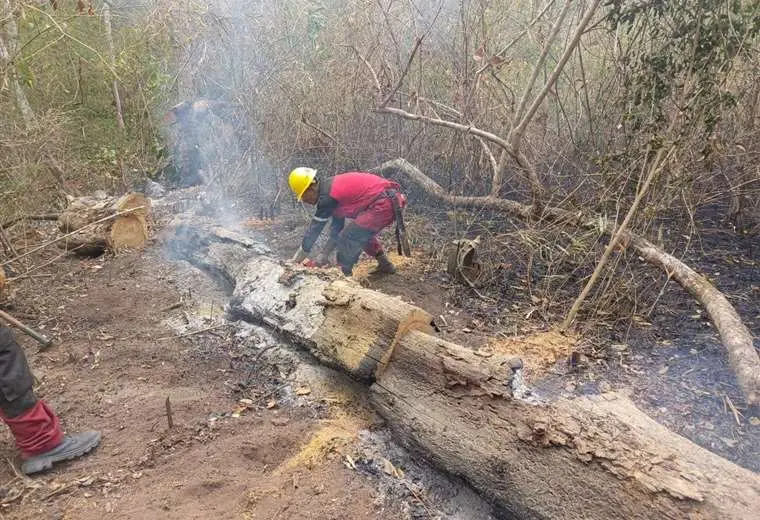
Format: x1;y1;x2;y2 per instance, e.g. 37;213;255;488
373;158;760;407
58;193;151;255
166;221;760;520
169;222;434;380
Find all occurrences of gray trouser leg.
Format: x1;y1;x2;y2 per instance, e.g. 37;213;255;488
0;327;37;418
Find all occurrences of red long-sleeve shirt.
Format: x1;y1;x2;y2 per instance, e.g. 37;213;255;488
301;172;400;252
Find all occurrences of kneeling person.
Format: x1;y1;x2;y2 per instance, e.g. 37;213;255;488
289;167;405;276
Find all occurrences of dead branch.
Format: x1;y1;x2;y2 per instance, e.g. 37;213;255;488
380;36;424;108
375;157;760;406
562;140;677;329
345;45;382;93
1;214;60;230
376;106;546;206
475;0;555;76
103;3;125;130
512;0;573;127
509;0;602;149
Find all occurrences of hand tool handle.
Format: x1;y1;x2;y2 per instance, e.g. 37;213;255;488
0;309;53;349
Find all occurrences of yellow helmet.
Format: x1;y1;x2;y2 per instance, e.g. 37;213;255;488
288;167;317;201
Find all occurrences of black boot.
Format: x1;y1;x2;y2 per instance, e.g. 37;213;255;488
374;252;397;274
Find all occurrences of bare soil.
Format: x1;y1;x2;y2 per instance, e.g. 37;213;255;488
0;234;493;519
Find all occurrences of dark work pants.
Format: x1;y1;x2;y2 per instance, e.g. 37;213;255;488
0;327;63;457
336;196;401;275
0;327;37;417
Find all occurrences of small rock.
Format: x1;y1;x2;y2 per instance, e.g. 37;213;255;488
507;357;523;371
689;349;698;355
271;417;289;426
239;398;254;406
749;416;760;426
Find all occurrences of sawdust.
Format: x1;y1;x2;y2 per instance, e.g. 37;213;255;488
279;411;369;471
488;329;577;380
352;251;424;282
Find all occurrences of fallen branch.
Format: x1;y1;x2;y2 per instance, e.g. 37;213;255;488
0;206;145;268
0;214;61;230
157;323;228;341
375;158;760;406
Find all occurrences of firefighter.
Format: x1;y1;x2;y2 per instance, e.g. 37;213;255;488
288;167;407;276
0;326;101;474
163;99;228;187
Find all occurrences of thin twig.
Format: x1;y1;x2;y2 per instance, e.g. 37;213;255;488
380;36;424;108
6;457;27;481
7;245;84;283
24;4;122;81
724;394;743;426
158;323;227;341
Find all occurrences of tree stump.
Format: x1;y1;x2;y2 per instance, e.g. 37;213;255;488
58;193;151;255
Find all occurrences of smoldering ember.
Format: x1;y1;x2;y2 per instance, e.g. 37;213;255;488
1;1;759;519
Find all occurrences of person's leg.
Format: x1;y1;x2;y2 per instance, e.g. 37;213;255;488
336;223;375;275
0;327;100;474
353;198;397;273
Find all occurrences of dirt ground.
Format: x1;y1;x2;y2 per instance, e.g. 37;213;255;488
1;191;758;519
0;235;494;519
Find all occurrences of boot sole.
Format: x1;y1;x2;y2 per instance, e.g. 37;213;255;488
22;436;101;475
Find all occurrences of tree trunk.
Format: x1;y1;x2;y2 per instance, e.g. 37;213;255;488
166;221;760;520
102;3;125;130
58;193;151;255
0;0;35;128
170;223;434;380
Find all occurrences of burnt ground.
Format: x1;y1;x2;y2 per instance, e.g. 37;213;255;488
250;199;760;473
0;224;495;519
0;192;757;518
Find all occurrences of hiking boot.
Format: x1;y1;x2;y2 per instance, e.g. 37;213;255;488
374;252;397;274
22;431;101;475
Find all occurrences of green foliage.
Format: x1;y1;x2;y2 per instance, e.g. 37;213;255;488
607;0;760;136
